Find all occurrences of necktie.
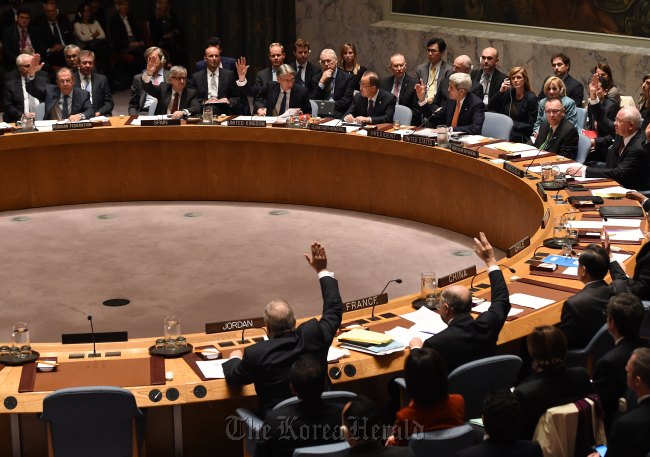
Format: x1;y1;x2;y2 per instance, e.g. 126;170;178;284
153;73;159;86
62;95;69;119
296;65;303;85
451;100;461;127
427;65;438;99
280;91;287;115
210;72;217;97
83;77;90;92
617;140;625;157
481;73;490;104
539;128;553;151
51;22;63;45
368;99;374;116
20;28;27;49
392;79;400;97
171;92;179;113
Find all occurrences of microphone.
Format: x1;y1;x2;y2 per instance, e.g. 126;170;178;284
370;278;403;320
554;165;585;201
470;264;516;290
523;147;545;177
240;326;268;344
87;315;99;358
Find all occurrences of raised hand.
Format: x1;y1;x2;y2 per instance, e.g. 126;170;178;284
473;232;496;267
304;242;327;272
236;57;249;81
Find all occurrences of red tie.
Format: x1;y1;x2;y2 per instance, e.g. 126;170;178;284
392;79;400;97
171;92;179;113
20;28;27;49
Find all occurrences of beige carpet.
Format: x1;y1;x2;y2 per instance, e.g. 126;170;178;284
0;201;502;342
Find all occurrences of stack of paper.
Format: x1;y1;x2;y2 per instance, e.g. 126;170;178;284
607;229;646;242
487;142;537;153
509;293;555;310
592;186;630;198
338;329;405;356
400;306;448;335
459;135;492;144
195;359;228;379
473;301;524;317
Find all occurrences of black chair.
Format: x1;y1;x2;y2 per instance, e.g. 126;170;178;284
566;324;614;375
40;386;144;457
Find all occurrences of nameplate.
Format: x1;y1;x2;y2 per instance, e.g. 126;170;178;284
61;331;128;344
308;123;346;133
503;161;525;178
449;144;479;158
52;121;93;131
541;208;551;229
343;293;388;313
403;135;436;147
205;317;265;334
507;236;531;258
141;119;181;126
536;182;548;201
438;265;477;288
227;119;266;127
368;130;401;141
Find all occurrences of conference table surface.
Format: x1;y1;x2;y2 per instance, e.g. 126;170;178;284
0;116;644;415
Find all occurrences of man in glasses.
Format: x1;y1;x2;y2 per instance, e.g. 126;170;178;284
142;61;200;119
533;98;578;159
310;48;354;118
415;37;452;106
254;64;311;116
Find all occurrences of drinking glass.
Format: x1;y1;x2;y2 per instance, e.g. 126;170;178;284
437;125;449;146
11;322;29;348
421;272;437;309
164;315;181;344
202;106;213;124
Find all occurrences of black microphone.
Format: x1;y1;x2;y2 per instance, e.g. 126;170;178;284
470;264;516;290
240;326;268;344
554;165;586;201
87;315;99;358
370;278;403;320
523;147;546;178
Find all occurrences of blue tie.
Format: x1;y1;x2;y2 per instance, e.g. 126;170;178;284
62;95;69;119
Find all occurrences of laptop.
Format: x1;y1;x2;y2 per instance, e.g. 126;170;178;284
313;100;336;117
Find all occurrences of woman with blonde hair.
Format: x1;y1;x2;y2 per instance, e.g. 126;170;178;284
339;43;367;91
533;76;579;133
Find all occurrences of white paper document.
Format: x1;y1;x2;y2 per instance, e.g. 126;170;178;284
509;293;555;310
90;116;109;122
592;186;631;198
473;301;524;317
485;142;537;153
195;359;228;379
607;229;645;242
566;220;604;230
611;252;632;264
528;162;577;173
384;326;430;346
327;346;350;362
459;135;491;144
563;267;579;276
400;306;448;334
393;128;415;135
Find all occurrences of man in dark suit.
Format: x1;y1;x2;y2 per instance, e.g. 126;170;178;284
470;47;507;105
194;36;237;73
416;72;485;134
25;53;93;121
310;48;354;119
108;0;145;88
189;44;247;115
128;46;169;115
2;8;42;71
344;71;396;125
254;64;311;116
415;37;452;105
289;38;318;94
253;42;285;96
409;232;510;373
567;106;650;191
587;78;619;139
3;53;47;123
380;53;421;125
255;355;347;457
36;0;74;71
223;243;343;416
533;98;579;159
74;50;113;117
557;244;615;348
593;294;644;433
538;53;585;108
142;62;200;118
432;55;483;110
594;348;650;457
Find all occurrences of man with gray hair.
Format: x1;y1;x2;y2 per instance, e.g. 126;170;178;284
223;242;343;416
254;63;311;116
310;48;354;118
416;72;485;134
128;46;169;115
567;106;650;191
63;44;80;71
431;55;484;110
142;59;200;118
3;53;46;122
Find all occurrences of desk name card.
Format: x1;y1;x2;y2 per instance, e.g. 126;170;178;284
368;130;401;141
343;293;388;313
308;123;346;133
205;317;266;334
536;182;548;201
227;119;266;127
403;134;436;147
507;235;531;258
52;121;93;131
438;265;478;288
541;208;551;229
141;119;181;126
449;144;479;158
503;161;525;178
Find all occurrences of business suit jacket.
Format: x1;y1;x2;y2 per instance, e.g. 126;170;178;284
189;68;242;114
3;73;49;123
423;269;510;373
538;74;585;108
557;280;613;349
587;96;619;138
586;130;650;191
533;117;579;160
487;90;538;143
610;236;650;300
415;60;452;100
380;73;422;125
108;13;144;52
515;366;593;439
74;70;113;116
195;56;237;73
423;91;486;134
142;79;201;116
431;77;483;110
309;69;355;119
26;80;93;120
36;17;75;67
457;439;543;457
593;337;644;433
290;60;318;94
253;82;312;116
470;68;507;102
606;397;650;457
253;66;274;97
2;25;43;70
128;69;170;115
344;89;396;125
222;276;343;416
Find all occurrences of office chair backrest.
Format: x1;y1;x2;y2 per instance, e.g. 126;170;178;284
408;423;475;456
393;104;413;126
481;112;514;140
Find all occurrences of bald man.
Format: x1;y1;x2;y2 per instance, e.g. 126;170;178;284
222;243;343;416
470;47;506;105
432;54;484;110
410;233;511;372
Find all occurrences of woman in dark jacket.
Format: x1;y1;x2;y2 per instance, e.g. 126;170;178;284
487;66;537;143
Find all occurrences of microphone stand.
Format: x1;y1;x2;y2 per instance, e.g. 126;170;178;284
88;315;100;358
470;264;516;291
370;279;402;321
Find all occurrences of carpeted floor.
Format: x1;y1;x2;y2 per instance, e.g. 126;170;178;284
1;201;503;343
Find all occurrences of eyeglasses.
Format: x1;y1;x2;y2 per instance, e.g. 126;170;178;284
171;76;187;80
480;56;494;60
544;109;562;115
427;48;441;54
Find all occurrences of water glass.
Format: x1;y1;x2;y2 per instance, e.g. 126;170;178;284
164;315;181;344
11;322;29;348
202;106;213;124
421;272;437;308
437;125;449;146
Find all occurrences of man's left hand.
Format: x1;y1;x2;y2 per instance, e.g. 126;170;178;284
68;114;83;122
304;242;327;272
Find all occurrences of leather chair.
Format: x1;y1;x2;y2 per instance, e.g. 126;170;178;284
577;133;591;164
40;386;144;457
408;423;476;456
393;104;413;126
575;107;587;129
